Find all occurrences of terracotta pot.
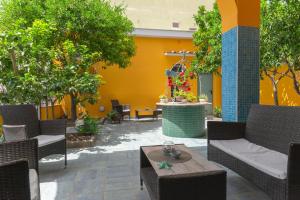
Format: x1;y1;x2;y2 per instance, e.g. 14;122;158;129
175;96;184;102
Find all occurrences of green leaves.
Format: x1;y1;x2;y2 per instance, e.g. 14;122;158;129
76;115;100;135
192;3;221;74
158;161;172;169
0;0;135;119
261;0;300;70
44;0;135;68
260;0;300;97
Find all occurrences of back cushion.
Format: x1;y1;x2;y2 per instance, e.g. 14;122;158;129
0;105;40;138
245;105;300;155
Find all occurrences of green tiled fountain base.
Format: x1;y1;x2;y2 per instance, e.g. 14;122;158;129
162;105;205;138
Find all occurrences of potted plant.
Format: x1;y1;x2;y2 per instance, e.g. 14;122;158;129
174;90;187;102
186;93;197;102
76;116;99;135
159;94;168;103
199;94;208;102
214;106;222;118
106;110;121;124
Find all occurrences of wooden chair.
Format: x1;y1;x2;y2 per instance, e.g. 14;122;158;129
111;99;131;120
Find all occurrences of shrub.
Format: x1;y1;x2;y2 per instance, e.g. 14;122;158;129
186;93;197;102
214;106;222;118
76;116;99;135
107;110;119;121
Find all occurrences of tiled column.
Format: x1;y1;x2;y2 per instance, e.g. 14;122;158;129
217;0;260;122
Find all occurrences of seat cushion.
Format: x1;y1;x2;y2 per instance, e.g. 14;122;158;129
29;169;39;200
33;135;65;147
210;139;288;179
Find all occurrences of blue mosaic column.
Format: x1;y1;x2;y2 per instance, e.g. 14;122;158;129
222;26;260;122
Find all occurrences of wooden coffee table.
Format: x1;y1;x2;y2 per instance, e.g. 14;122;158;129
140;144;226;200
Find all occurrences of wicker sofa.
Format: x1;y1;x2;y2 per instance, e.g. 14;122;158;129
0;139;40;200
207;105;300;200
0;104;67;166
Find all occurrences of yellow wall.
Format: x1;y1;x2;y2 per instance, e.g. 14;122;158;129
83;37;197;118
212;67;300;108
260;68;300;106
40;105;65;120
212;70;222;108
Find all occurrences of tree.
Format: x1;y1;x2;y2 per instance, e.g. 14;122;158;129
260;0;300;105
44;0;135;120
53;40;103;120
192;3;221;74
45;0;135;68
0;0;136;121
275;0;300;95
0;19;53;105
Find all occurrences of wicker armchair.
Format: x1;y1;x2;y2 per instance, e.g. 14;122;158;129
111;99;131;120
207;105;300;200
0;104;67;166
0;139;40;200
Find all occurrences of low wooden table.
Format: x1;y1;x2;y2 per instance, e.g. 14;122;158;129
140;144;226;200
135;108;158;120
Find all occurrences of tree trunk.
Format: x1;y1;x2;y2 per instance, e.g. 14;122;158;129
45;98;49;120
289;68;300;95
39;103;42;120
50;99;55;120
271;80;279;106
10;49;17;73
70;94;77;122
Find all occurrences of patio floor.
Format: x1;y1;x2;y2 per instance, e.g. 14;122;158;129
39;119;271;200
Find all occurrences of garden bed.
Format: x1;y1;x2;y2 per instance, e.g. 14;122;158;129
66;133;96;148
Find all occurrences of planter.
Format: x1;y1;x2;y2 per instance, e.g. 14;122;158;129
199;99;208;103
160;103;206;138
66;133;96;148
175;96;184;102
160;98;168;103
181;99;188;103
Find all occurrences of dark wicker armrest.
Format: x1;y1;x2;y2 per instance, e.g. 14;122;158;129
40;119;66;135
207;121;246;141
0;139;38;171
287;143;300;199
0;159;31;200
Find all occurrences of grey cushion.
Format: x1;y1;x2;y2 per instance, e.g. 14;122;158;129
210;139;288;179
245;105;300;154
29;169;39;200
33;135;65;147
2;125;27;142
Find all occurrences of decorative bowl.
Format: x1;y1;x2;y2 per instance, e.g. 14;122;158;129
170;150;182;159
162;141;175;155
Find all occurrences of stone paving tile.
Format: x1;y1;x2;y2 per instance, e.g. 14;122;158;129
40;120;271;200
